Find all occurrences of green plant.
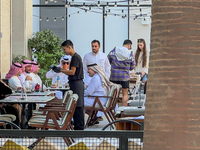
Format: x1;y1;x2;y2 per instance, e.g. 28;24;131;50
12;54;27;63
28;29;64;83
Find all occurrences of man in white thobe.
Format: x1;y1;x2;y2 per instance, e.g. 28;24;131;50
19;59;33;85
29;61;44;90
46;55;71;99
84;63;113;119
83;40;111;88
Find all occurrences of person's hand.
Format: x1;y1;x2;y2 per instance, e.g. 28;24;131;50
141;71;145;77
25;76;32;81
52;66;61;73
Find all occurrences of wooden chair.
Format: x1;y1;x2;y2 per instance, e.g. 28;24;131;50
28;94;78;146
46;90;73;105
32;90;73;116
2;79;9;85
107;84;122;122
84;84;118;128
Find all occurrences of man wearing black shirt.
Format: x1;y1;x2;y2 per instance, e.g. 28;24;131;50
59;40;84;130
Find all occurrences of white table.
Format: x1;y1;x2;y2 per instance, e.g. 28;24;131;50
0;95;55;129
1;96;55;103
46;87;70;91
11;91;56;97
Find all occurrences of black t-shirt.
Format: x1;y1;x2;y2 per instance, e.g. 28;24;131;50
0;81;12;100
68;53;84;81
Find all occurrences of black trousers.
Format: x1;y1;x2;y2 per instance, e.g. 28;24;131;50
73;107;84;130
69;80;84;130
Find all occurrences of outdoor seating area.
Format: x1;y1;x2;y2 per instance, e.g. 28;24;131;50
0;1;151;149
0;76;145;149
1;0;198;149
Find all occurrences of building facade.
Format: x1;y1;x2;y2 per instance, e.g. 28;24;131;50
0;0;32;78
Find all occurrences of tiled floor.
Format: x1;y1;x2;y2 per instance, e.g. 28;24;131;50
84;114;111;131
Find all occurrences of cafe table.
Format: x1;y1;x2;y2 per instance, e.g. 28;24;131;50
46;86;70;91
11;90;56;96
0;95;55;129
46;86;70;96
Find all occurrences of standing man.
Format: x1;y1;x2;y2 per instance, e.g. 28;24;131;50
83;40;111;88
52;40;84;130
107;39;135;106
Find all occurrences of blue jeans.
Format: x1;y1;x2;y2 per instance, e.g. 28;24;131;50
139;74;147;93
142;74;147;82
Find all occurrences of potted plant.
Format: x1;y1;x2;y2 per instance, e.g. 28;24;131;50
28;29;64;84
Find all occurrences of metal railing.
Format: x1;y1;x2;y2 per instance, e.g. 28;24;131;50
0;130;143;150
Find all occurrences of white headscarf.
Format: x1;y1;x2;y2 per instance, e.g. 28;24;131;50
59;55;71;66
87;63;113;94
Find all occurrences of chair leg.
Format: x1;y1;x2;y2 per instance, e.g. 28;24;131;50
84;110;93;128
109;111;116;121
108;111;115;122
87;111;98;127
67;126;75;143
103;111;115;129
28;137;44;149
63;137;71;147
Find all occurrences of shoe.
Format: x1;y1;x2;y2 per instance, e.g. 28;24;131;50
94;121;99;124
88;117;99;126
97;117;103;121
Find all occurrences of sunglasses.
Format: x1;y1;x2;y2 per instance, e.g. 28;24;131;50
63;62;69;65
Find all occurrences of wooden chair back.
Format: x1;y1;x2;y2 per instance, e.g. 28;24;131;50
104;84;118;110
60;94;78;128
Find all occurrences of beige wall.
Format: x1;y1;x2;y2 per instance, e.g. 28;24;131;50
12;0;32;59
0;0;32;78
129;0;152;53
0;0;12;78
129;6;152;53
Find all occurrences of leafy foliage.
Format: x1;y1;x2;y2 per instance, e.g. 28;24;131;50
28;29;64;83
12;54;27;63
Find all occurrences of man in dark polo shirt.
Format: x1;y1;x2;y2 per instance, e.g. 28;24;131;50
53;40;84;130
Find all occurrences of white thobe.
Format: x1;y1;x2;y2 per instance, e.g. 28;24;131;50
9;76;22;91
29;73;44;89
19;72;34;85
84;73;107;117
83;52;111;87
46;69;68;99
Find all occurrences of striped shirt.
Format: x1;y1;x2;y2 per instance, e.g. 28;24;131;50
108;47;135;81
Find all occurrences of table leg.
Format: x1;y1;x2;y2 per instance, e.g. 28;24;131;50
21;104;27;129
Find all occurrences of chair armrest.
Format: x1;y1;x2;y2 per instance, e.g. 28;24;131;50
46;99;62;103
85;95;112;98
46;102;66;105
41;104;66;107
39;106;65;110
38;108;71;112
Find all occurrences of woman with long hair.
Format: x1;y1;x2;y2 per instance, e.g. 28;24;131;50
134;39;149;93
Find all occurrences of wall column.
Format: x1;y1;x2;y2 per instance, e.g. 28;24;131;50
12;0;32;59
0;0;12;78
